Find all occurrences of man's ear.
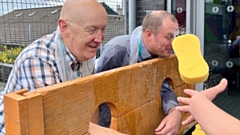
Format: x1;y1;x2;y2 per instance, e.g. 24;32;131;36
144;29;153;40
58;19;69;38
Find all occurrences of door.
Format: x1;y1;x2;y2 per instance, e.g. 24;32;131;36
167;0;189;33
167;0;205;90
204;0;240;94
168;0;240;92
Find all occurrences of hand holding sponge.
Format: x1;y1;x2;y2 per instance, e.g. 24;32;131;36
172;34;209;84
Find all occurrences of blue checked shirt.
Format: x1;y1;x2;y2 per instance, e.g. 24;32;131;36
0;31;81;134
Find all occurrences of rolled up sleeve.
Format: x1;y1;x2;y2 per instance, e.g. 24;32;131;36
160;80;178;114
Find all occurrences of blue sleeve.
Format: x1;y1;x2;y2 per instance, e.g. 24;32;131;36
95;44;127;73
161;80;178;114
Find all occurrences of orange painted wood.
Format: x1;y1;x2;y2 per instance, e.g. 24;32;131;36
25;93;44;135
4;89;44;135
4;90;29;135
4;55;195;135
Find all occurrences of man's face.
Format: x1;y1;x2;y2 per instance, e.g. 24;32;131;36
65;14;107;61
149;18;179;58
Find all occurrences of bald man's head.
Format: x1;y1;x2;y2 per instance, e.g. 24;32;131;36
60;0;107;24
57;0;108;61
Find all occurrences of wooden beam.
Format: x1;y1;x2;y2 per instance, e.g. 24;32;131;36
4;90;44;135
4;91;29;135
25;93;44;135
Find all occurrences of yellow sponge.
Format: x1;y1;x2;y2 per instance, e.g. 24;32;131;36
172;34;209;84
192;124;206;135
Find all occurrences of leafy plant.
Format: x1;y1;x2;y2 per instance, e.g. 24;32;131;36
0;45;25;64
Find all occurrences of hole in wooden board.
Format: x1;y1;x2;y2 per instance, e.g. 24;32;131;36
164;78;174;89
89;102;119;130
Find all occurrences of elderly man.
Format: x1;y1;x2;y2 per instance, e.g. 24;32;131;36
0;0;108;134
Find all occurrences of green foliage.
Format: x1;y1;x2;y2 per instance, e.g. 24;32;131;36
0;45;25;64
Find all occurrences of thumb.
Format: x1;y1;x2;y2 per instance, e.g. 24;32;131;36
203;78;228;100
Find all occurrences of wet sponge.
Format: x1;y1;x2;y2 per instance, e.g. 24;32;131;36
172;34;209;84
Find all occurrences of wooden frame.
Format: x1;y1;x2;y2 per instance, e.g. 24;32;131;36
4;55;195;135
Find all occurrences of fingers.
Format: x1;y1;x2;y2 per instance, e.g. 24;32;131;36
182;115;195;125
177;97;190;105
205;78;227;93
218;78;228;90
155;124;175;135
155;120;165;132
175;105;189;113
174;78;227;128
183;78;228;101
183;89;198;97
202;78;228;100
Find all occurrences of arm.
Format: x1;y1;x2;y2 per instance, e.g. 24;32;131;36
0;58;59;133
177;78;240;134
18;58;60;91
155;80;182;135
95;44;127;73
177;78;228;125
160;80;178;114
3;57;60;94
190;93;240;135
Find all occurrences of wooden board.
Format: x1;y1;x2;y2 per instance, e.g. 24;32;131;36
4;55;195;135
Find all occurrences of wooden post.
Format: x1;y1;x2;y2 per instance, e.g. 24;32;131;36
4;89;44;135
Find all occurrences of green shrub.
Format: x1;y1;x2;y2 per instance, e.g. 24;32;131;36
0;45;25;64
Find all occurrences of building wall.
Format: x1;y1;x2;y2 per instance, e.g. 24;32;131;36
104;15;125;44
136;0;166;26
0;7;125;47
